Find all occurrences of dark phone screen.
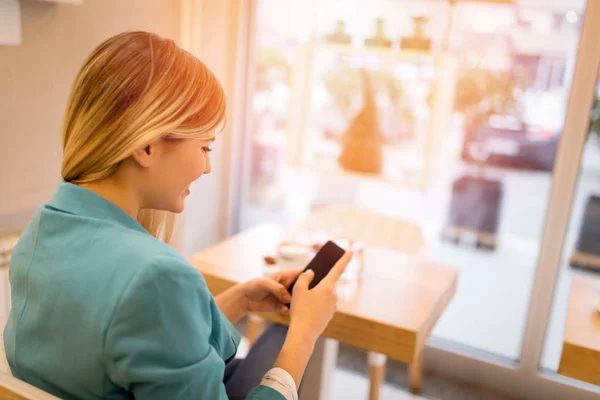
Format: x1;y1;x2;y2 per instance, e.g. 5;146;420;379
287;241;346;295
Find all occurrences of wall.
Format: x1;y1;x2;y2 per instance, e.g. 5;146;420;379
0;0;181;234
179;0;247;256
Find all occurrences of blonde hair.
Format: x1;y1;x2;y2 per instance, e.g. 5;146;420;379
61;31;226;242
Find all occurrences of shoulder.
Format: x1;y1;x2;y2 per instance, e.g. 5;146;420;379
111;233;207;301
130;250;205;288
38;201;206;299
61;209;196;279
106;245;213;336
123;232;189;270
105;245;216;355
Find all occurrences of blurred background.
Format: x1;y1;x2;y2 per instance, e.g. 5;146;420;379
1;0;600;399
237;0;597;373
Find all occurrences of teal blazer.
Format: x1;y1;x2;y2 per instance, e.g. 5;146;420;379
4;182;284;400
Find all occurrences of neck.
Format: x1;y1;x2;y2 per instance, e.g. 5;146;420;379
78;178;141;220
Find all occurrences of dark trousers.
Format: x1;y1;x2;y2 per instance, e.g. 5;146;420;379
223;324;289;400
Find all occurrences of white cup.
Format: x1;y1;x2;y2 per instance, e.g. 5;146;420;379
276;243;314;269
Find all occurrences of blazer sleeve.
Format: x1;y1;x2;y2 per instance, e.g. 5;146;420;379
103;254;286;400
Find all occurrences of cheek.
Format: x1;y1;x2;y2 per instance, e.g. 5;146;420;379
161;142;208;189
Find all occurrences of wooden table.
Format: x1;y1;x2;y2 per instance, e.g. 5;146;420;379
558;275;600;386
189;224;458;398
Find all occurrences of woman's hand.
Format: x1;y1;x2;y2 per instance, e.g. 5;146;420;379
241;269;303;315
273;251;354;388
288;251;353;343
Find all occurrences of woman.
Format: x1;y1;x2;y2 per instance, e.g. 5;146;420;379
4;32;351;400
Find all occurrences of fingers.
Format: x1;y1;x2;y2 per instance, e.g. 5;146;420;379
259;296;290;315
281;268;303;288
292;269;315;294
260;278;291;304
322;251;353;286
268;268;303;288
268;296;290;315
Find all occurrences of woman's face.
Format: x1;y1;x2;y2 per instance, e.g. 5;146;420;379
141;136;214;213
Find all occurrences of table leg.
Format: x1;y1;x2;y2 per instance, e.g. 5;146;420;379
246;314;266;347
408;351;423;393
299;338;338;400
367;352;387;400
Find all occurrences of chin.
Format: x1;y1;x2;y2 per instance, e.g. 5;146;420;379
170;203;185;214
167;192;188;214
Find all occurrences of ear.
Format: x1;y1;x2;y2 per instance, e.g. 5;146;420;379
131;144;156;168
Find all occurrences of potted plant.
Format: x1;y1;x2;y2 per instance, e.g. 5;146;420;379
322;66;414;144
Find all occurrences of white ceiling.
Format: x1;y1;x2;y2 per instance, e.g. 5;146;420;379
516;0;585;12
424;0;586;12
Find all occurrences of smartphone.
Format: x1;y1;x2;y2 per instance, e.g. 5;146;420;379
287;240;346;298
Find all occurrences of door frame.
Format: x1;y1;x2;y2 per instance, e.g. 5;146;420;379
181;1;600;398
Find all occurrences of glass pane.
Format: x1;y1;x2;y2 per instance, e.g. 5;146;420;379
240;0;586;361
540;72;600;385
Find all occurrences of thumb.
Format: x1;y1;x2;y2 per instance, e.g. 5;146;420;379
292;269;315;294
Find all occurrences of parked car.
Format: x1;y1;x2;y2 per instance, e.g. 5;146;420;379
461;116;558;172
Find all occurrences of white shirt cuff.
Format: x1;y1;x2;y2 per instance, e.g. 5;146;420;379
260;367;298;400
